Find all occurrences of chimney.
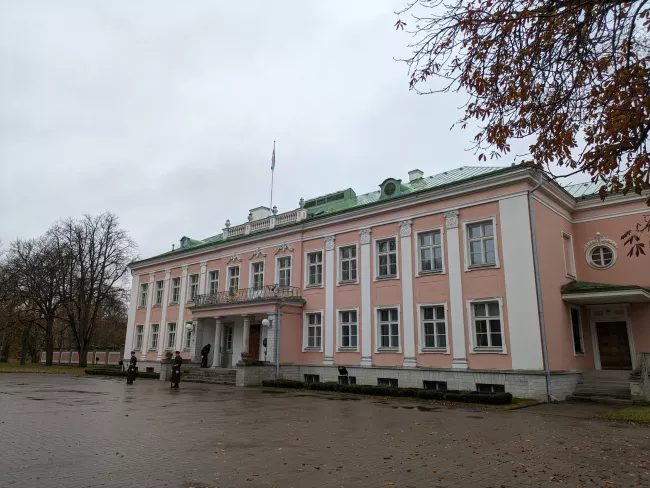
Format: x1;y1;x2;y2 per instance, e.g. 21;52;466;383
408;169;424;182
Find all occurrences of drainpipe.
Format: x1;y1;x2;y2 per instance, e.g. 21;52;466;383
528;170;555;403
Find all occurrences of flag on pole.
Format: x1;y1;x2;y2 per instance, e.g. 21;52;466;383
271;142;276;171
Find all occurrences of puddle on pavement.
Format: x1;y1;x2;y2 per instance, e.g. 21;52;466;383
26;397;46;401
261;390;287;395
416;406;439;412
325;397;360;401
466;415;484;419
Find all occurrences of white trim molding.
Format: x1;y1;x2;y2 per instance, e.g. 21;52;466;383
466;297;508;355
274;254;292;287
561;230;577;279
303;248;325;289
588;305;636;370
302;309;324;353
399;220;416;367
373;234;400;282
416;302;450;354
359;228;373;366
324;235;336;365
336;307;360;352
444;210;468;369
414;225;446;276
373;305;403;354
583;232;618;270
462;216;501;272
336;242;360;286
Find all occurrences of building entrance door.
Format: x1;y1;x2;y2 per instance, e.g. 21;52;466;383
596;321;632;370
221;324;234;368
249;325;261;361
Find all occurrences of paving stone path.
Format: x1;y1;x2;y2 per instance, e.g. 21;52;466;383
0;374;649;487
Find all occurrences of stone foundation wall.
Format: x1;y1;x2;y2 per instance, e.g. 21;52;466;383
631;353;650;403
236;364;276;386
278;364;582;401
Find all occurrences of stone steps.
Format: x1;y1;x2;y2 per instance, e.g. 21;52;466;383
566;395;633;405
570;370;632;402
182;368;237;385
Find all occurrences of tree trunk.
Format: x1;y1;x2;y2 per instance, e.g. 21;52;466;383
78;341;88;368
45;318;54;366
19;323;33;365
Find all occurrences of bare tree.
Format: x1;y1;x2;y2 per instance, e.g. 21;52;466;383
51;213;137;368
6;237;68;365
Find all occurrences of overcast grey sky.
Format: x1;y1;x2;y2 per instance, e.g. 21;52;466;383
1;0;526;260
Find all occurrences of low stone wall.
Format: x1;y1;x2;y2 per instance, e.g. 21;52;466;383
631;353;650;403
236;364;276;386
277;364;582;401
159;361;201;382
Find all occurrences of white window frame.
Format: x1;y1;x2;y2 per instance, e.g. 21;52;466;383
587;244;617;269
184;322;192;350
561;230;577;279
208;270;220;295
337;243;359;285
226;265;240;291
187;274;199;302
250;260;265;290
337;308;360;351
149;323;159;350
374;305;401;353
154;280;164;306
415;226;446;275
569;306;585;356
466;297;507;353
275;255;292;287
170;277;180;304
373;235;400;281
138;283;148;308
304;249;324;289
462;217;500;271
416;302;449;353
302;310;324;352
134;324;144;350
166;322;177;350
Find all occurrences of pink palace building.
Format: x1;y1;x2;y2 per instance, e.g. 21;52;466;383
124;166;650;401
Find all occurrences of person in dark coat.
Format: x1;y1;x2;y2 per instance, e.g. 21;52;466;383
118;358;124;372
170;351;182;389
200;344;211;368
126;351;137;384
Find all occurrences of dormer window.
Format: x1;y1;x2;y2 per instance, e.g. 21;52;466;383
180;237;190;249
379;178;402;199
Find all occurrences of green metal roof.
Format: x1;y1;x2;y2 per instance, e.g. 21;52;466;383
133;165;610;266
561;281;650;295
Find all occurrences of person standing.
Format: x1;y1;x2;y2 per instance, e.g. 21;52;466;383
200;343;211;368
171;351;182;389
126;351;137;385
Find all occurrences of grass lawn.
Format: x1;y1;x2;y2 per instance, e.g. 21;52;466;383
599;407;650;425
0;361;87;375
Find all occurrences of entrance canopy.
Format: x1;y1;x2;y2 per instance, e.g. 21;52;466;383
561;281;650;305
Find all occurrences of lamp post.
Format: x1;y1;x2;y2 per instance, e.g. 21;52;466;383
261;318;270;362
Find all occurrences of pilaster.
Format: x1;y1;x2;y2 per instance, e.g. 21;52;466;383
141;272;155;361
399;220;416;368
175;265;189;352
359;228;373;366
445;210;468;369
212;317;223;368
324;235;335;365
157;269;171;360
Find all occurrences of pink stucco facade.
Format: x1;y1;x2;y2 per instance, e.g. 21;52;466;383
125;166;649;400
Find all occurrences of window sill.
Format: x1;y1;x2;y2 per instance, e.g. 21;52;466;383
417;270;444;277
376;275;398;281
420;348;449;354
573;352;585;357
137;306;146;309
337;280;358;286
472;347;505;354
376;348;401;353
169;301;179;306
148;348;158;352
305;284;323;289
302;347;323;353
153;304;162;308
466;264;498;271
337;347;359;352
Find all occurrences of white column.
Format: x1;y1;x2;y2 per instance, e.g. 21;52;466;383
141;272;155;360
199;261;208;295
175;265;189;352
266;312;277;364
242;315;251;355
445;211;468;369
212;316;222;368
359;228;373;366
189;318;201;362
157;269;171;360
399;220;417;368
323;235;336;365
499;195;544;370
124;273;140;357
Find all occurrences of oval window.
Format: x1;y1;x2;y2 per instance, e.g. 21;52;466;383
590;245;614;268
384;182;396;196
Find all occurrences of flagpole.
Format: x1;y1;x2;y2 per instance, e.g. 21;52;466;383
270;141;275;210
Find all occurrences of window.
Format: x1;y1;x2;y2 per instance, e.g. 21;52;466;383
305;312;322;350
339;245;357;283
251;262;264;290
208;271;219;295
418;230;443;273
170;277;180;303
166;323;176;349
377;308;399;349
338;376;356;385
228;266;240;291
376;238;397;278
306;251;323;287
590;246;614;268
471;301;503;349
277;256;291;287
150;324;159;350
570;307;584;355
304;374;320;384
139;284;148;307
223;325;233;350
339;310;358;349
467;221;496;266
562;232;576;278
476;383;505;393
135;325;144;349
185;323;192;350
423;381;447;391
378;378;398;388
154;280;164;305
420;305;447;350
188;274;199;301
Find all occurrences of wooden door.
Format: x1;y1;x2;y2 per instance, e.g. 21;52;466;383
249;325;261;361
596;321;632;370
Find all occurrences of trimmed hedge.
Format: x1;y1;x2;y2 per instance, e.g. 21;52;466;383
85;368;160;379
261;379;512;405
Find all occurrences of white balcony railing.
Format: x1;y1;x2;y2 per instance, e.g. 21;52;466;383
222;206;307;240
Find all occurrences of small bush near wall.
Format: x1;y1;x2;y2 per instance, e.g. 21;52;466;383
85;369;160;379
261;379;513;405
